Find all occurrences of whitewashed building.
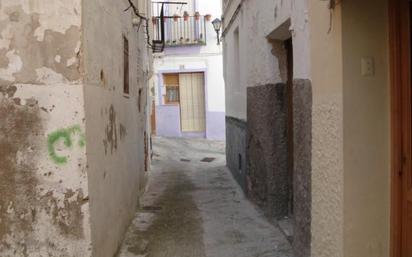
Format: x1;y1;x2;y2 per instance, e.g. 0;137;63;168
151;0;225;140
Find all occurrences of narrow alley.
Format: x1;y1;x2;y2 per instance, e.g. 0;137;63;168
1;0;408;256
118;137;291;257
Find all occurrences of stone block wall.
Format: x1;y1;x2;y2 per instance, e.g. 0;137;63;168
246;84;290;219
292;79;312;257
226;116;247;191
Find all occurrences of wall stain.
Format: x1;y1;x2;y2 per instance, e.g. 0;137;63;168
120;124;127;141
144;132;148;171
48;189;87;239
138;89;142;112
9;11;20;22
103;105;118;155
0;85;17;98
0;49;9;68
122;172;207;257
100;69;107;88
0;97;42;245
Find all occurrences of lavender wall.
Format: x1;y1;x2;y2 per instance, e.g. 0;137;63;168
155;105;208;138
206;111;226;140
156;105;181;137
156;107;226;140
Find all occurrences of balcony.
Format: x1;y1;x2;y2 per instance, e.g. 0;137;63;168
152;15;208;47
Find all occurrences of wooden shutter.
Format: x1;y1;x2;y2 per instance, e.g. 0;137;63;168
179;73;206;132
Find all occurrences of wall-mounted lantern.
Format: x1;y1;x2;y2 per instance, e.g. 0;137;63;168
211;18;222;45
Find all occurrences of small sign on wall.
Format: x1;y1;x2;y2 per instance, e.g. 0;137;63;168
361;57;375;76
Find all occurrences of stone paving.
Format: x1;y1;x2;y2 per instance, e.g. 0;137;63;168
118;137;291;257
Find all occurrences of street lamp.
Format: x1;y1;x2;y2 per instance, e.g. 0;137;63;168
211;18;222;45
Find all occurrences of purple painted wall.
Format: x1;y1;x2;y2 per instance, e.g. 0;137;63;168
155;105;226;140
156;105;181;137
155;105;207;138
206;111;226;140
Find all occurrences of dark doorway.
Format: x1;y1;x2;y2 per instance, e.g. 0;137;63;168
285;38;294;217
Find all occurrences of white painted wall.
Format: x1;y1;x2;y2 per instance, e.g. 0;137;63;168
83;0;152;256
342;0;390;256
222;0;310;120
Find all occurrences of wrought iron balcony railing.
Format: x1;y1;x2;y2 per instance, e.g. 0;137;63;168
152;15;207;47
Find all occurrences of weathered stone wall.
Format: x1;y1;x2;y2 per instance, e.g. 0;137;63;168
246;84;289;219
82;0;151;256
0;1;91;256
225;116;247;191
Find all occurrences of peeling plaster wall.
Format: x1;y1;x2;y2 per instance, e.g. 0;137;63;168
0;1;91;256
82;0;151;256
0;1;82;85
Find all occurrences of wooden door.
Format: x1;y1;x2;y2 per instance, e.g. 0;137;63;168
401;0;412;252
179;73;206;132
390;0;412;256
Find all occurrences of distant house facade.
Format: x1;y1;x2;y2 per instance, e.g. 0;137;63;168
151;0;226;140
223;0;404;257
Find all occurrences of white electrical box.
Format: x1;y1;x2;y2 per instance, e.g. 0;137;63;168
361;57;375;76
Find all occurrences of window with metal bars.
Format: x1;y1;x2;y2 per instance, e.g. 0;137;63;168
163;73;180;104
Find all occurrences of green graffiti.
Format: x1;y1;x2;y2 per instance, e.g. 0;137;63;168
47;125;86;164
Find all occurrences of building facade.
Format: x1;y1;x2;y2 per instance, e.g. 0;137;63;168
152;0;226;140
0;0;152;256
223;0;398;257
